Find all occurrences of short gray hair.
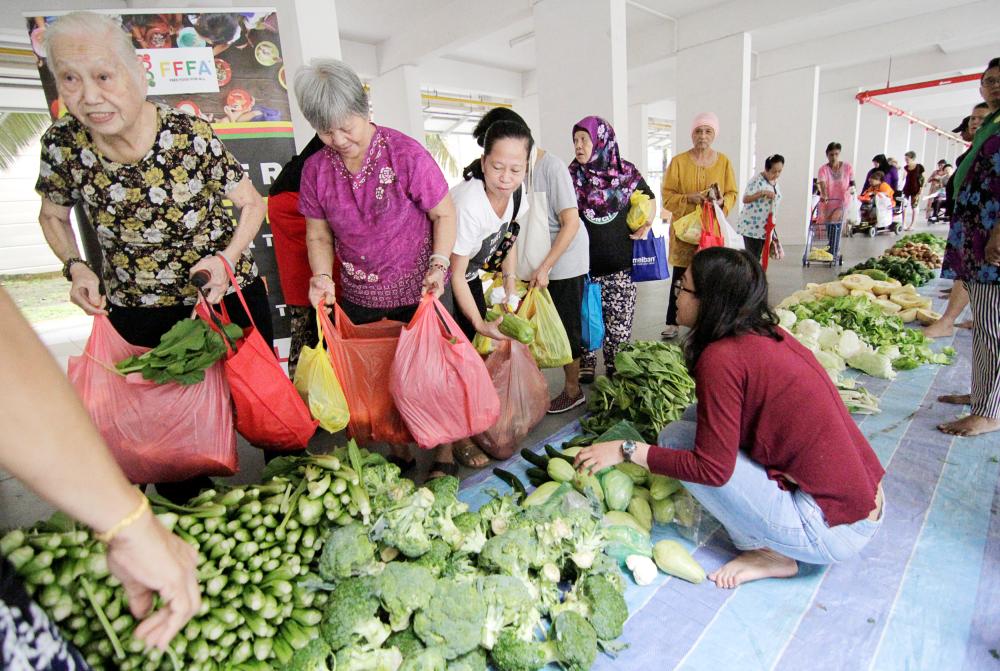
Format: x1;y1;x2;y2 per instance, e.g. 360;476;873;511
44;12;144;86
294;59;369;132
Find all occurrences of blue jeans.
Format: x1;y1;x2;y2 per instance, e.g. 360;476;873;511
657;407;883;564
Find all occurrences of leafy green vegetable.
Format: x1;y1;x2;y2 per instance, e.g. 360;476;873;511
115;318;236;385
894;232;947;255
840;255;935;286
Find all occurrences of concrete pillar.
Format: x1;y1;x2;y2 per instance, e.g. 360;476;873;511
918;128;928;168
931;133;941;165
815;88;860;175
676;32;752;189
534;0;628;161
628;103;650;173
370;65;425;146
856;104;888;172
885;112;909;167
753;66;820;245
512;94;541;146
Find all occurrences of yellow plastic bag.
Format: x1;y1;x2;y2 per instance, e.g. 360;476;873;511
626;191;655;232
671;209;702;244
519;287;573;368
293;311;350;433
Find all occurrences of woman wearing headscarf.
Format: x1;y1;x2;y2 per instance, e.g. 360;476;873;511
864;154;899;198
571;116;655;380
660;112;738;339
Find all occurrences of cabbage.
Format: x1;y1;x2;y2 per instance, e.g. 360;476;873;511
846;351;896;379
878;344;901;360
794;319;822;340
817;325;842;351
777;309;797;331
835;331;865;360
814;350;845;374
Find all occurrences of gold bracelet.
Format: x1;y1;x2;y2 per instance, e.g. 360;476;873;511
95;493;150;544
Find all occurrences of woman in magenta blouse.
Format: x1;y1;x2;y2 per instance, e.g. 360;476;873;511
293;59;458;471
574;247;885;589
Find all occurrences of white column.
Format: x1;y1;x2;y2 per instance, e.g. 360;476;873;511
369;65;425;146
512;94;541;144
676;32;752;190
856;103;888;170
628;103;650;173
931;134;941;165
815;87;860;174
267;0;342;150
885;113;909;165
753;66;820;245
918;127;928;168
534;0;629;161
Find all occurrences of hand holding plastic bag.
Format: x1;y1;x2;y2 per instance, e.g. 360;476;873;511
390;295;500;448
473;341;550;459
519;287;573;368
293;307;350;433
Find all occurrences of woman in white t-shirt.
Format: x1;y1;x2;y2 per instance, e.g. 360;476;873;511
430;120;531;480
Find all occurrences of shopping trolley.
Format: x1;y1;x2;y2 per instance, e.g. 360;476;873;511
803;198;844;267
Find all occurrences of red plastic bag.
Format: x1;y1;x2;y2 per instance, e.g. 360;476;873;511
68;316;237;484
198;263;318;451
390;295;500;448
325;304;413;446
698;201;725;250
473;341;550;459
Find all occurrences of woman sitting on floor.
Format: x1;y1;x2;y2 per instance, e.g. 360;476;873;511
574;247;885;588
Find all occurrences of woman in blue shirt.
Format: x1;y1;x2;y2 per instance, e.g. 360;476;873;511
736;154;784;263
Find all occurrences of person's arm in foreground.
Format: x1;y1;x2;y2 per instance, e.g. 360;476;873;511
424;193;457;298
0;288;199;649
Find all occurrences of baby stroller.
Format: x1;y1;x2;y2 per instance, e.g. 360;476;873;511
849;192;898;237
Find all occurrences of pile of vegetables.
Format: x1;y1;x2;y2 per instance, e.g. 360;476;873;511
894;232;947;255
582;342;696;443
884;242;941;268
116;318;243;385
840;255;935;287
2;439;655;671
776;296;954;380
779;272;941;325
498;420;706;590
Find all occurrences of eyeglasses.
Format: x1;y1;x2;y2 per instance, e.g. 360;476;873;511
674;284;697;298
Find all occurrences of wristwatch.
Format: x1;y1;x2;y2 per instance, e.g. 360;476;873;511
621;440;638;463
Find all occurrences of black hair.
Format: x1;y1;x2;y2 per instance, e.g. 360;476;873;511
684;248;782;370
764;154;784;170
870;170;885;182
269;135;326;197
472;108;527;147
975;102;990;110
937;159;947;166
904;151;916;159
982;57;1000;82
825;142;842;154
462;120;533;181
196;13;240;45
871;154;891;173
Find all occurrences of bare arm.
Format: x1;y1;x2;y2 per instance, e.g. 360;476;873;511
449;253;507;341
189;175;266;302
0;288;199;649
38;198;106;315
423;194;456;297
306;216;336;308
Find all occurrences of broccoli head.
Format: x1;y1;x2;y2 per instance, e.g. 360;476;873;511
424;475;459;511
370;488;434;558
333;646;403;671
477;574;541;650
289;637;333;671
398;647;447;671
585;551;626;594
424;476;468;547
319;522;377;581
412;578;486;659
373;562;436;631
450;647;488;671
490;629;550;671
478;528;542;580
385;629;424;658
478;493;521;536
320;576;390;652
493;611;597;671
411;538;452;578
553;574;628;641
453;511;488;555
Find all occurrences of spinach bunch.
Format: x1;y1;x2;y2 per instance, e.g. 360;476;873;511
116;318;242;385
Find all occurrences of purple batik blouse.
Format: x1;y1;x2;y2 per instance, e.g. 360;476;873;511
298;125;449;308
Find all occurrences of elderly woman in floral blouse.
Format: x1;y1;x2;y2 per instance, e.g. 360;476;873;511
35;12;269;502
293;59;459;473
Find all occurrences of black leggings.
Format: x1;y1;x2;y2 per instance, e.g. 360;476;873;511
743;236;766;264
108;278;281;504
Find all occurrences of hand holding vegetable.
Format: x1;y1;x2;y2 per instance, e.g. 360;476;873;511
105;504;200;651
476;312;510;343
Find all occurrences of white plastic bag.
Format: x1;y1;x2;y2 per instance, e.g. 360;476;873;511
516;150;553;281
844;196;862;225
875;193;893;228
713;202;745;250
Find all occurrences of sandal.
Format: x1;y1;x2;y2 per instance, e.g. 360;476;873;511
453;440;491;469
426;461;460;481
661;326;679;339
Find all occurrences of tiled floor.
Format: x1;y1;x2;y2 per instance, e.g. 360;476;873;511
0;223;937;529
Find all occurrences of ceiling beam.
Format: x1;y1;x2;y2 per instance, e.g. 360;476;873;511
376;0;533;74
819;43;998;94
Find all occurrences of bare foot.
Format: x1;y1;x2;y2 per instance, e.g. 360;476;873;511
707;548;798;589
938;394;971;405
938;415;1000;437
956;320;974;330
923;320;955;338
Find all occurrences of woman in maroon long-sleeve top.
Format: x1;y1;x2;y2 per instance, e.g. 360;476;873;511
575;247;885;589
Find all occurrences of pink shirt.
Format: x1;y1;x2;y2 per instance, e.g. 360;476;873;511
299;125;449;308
817;162;854;224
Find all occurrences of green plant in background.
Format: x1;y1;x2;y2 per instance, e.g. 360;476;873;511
0;112;50;171
426;133;460;178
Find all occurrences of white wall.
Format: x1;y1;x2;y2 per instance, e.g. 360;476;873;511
0;135;59;275
753;66;820;245
814;87;860;180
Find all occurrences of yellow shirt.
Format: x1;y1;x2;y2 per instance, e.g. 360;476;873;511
661;150;738;267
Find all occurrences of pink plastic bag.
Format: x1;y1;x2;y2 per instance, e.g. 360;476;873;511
473;341;550;459
67;315;237;484
390;295;500;448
